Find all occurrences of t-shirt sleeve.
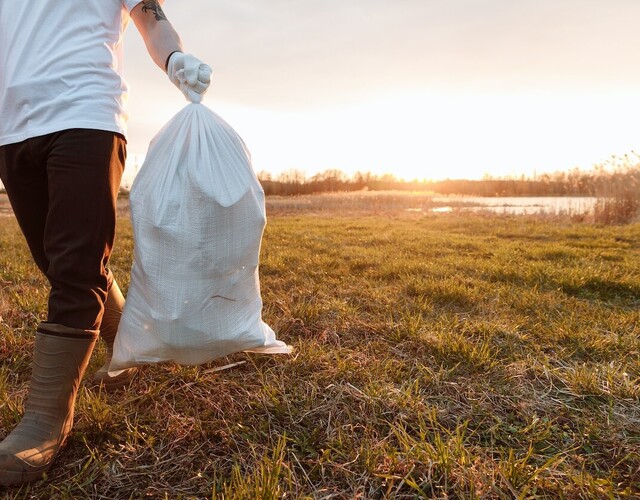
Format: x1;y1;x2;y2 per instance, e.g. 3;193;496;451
123;0;143;13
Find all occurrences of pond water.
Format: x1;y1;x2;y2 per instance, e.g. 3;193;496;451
431;196;598;215
0;192;601;217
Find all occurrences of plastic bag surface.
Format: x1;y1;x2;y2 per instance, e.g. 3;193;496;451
110;103;290;370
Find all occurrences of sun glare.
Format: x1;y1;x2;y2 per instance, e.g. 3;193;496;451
125;91;640;184
222;91;640;181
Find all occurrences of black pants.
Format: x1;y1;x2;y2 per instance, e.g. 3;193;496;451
0;129;126;331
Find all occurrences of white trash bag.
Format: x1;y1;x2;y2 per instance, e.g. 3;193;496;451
109;103;290;371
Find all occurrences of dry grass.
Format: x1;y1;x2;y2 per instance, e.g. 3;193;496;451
593;161;640;224
0;197;639;498
593;195;640;225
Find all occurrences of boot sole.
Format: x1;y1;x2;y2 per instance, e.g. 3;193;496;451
0;466;48;486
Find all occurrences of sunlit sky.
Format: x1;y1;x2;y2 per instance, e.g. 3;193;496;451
121;0;640;183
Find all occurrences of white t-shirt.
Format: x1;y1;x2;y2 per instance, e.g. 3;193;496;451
0;0;142;147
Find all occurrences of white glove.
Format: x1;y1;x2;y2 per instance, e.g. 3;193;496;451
167;52;212;103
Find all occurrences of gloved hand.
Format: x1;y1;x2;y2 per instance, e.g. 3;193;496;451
167;52;212;103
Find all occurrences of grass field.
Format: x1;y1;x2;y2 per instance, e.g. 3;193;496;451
0;199;639;498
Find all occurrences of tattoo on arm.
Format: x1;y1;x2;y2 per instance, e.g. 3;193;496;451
141;0;167;21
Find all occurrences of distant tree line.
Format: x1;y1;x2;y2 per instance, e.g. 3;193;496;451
257;154;640;198
2;155;639;200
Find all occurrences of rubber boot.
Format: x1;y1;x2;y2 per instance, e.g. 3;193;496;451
92;279;136;390
0;324;97;486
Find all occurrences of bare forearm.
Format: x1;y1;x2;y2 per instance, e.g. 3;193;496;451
144;20;183;70
132;0;183;71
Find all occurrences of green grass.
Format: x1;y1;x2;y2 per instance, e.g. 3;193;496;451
0;207;639;498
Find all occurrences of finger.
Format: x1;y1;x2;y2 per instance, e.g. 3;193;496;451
198;65;212;84
190;80;209;94
182;55;201;86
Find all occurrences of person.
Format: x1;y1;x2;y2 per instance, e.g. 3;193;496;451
0;0;211;486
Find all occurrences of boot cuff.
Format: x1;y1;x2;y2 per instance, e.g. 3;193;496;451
37;322;99;340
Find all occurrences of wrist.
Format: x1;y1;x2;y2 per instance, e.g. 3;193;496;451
165;50;182;72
